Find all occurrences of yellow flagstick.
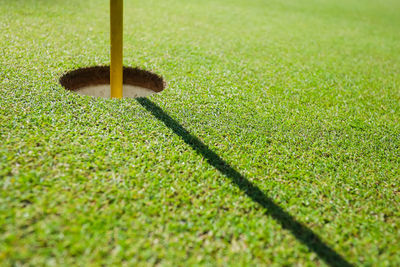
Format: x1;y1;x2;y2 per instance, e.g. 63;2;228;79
110;0;123;98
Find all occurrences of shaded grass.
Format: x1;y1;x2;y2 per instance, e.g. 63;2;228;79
137;97;351;266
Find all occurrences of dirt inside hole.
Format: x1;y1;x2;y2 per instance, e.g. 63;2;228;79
60;66;166;98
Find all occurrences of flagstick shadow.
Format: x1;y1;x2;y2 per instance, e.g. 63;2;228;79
136;97;352;267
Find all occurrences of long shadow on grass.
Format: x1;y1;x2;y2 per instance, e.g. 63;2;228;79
137;97;352;267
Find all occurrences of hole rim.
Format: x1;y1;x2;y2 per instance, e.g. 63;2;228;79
59;66;166;96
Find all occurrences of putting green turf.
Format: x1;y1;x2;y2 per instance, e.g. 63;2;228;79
1;0;399;265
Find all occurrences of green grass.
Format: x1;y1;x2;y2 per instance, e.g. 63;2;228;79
1;0;399;265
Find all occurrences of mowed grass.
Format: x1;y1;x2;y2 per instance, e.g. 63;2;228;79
1;0;399;265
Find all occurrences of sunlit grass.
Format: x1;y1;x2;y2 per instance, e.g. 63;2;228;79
0;0;399;265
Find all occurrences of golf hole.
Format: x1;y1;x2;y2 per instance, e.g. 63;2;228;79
60;66;166;98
